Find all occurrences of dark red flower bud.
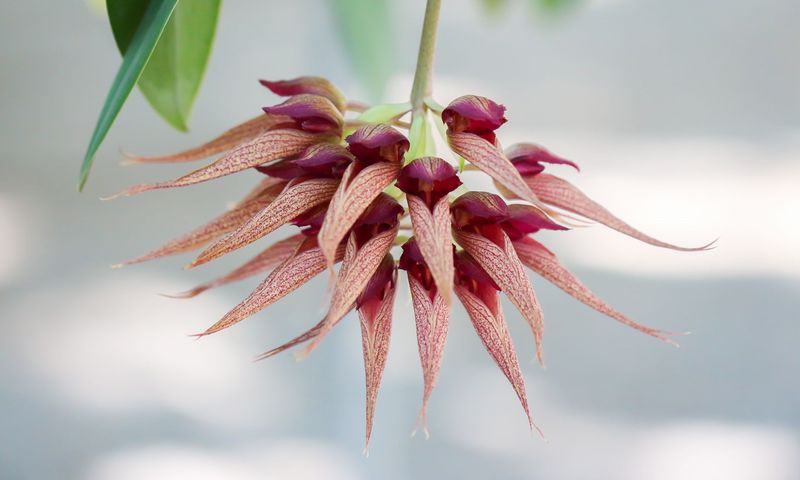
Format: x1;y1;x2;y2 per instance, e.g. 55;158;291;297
263;94;342;134
257;144;354;179
346;124;410;164
352;193;404;247
259;76;346;111
506;143;579;177
501;204;568;240
357;254;396;310
442;95;507;144
396;157;462;209
399;237;435;292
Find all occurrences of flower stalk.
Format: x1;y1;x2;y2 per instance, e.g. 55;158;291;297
410;0;441;112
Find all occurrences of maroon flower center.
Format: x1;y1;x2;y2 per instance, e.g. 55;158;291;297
257;144;353;179
263;94;341;134
442;95;507;144
398;237;436;294
352;193;404;248
396;157;462;209
346;124;410;165
356;254;396;314
454;251;499;306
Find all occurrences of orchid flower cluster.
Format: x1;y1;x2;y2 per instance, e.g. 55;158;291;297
113;75;708;444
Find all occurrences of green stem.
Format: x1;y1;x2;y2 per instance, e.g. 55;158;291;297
410;0;441;111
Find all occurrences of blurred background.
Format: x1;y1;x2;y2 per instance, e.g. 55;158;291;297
1;0;799;479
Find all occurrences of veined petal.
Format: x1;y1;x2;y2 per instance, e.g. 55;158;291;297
454;229;546;364
303;225;398;355
408;275;451;433
109;129;329;197
526;173;714;251
358;258;397;449
123;114;289;164
408;194;454;303
118;178;286;266
169;234;304;299
513;236;678;344
317;161;401;269
455;284;537;433
196;240;346;337
260;77;346;111
189;177;339;268
448;132;545;208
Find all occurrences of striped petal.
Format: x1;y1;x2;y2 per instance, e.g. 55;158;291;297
109;129;329;197
169;234;304;299
358;262;397;449
513;236;679;344
455;284;538;433
408;275;450;433
117;178;285;266
454;229;546;364
122;114;286;164
303;225;398;354
526;173;714;251
407;194;454;303
317;161;400;269
189;177;339;268
196;240;345;337
448;131;544;208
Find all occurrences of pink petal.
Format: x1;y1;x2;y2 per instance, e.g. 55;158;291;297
527;173;714;251
168;234;304;299
118;178;285;266
407;194;454;303
122;114;286;164
455;284;538;433
408;275;451;432
359;269;397;448
197;240;345;337
303;225;398;354
108;129;330;197
513;236;679;344
189;177;339;268
317;161;401;269
454;229;546;364
447;132;546;208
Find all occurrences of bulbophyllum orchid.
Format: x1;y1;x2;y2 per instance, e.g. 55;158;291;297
107;0;711;448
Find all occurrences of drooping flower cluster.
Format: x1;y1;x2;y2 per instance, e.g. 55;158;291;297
114;77;709;445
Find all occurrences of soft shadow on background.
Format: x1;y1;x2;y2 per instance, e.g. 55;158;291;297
1;1;799;479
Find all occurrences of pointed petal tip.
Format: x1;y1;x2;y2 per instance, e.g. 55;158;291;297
158;288;203;299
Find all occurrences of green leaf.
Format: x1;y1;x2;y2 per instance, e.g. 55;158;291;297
332;0;393;102
109;0;221;132
79;0;177;191
355;102;411;124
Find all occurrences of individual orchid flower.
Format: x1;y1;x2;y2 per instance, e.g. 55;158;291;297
501;142;715;251
110;45;709;444
395;156;461;303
